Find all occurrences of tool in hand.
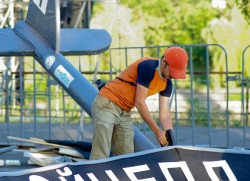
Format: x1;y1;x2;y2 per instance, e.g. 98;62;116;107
166;129;175;146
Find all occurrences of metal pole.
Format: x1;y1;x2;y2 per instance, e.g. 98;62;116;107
92;54;103;83
241;45;250;148
140;47;146;135
0;6;11;28
205;46;211;146
224;47;229;148
73;1;87;28
62;89;67;140
125;48;128;67
109;49;113;80
5;58;11;144
174;78;178;144
246;78;249;127
33;58;37;137
189;46;195;146
47;75;52;139
19;57;23;139
157;47;161;128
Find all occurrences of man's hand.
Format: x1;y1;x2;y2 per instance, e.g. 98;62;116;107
156;129;168;146
134;84;171;147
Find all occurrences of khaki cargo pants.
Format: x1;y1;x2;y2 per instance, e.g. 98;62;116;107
89;95;134;160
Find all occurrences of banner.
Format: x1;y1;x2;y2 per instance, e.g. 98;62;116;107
0;146;249;181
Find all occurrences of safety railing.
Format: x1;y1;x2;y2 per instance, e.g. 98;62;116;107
0;43;249;150
109;44;248;149
241;45;250;148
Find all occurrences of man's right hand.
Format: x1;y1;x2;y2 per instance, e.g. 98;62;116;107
156;129;168;146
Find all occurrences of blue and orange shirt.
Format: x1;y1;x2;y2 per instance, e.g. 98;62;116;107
99;57;172;112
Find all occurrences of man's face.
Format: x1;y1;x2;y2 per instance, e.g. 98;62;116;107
161;57;173;81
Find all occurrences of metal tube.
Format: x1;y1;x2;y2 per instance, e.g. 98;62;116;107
33;58;37;137
224;46;229;148
174;79;178;144
109;49;113;80
19;57;23;139
246;78;249;128
141;47;146;135
205;46;211;146
47;75;52;139
157;47;161;128
241;45;250;148
125;48;128;67
55;0;60;54
62;89;67;140
73;2;87;28
5;58;11;144
189;46;195;146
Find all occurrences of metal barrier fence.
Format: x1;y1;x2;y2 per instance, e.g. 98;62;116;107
0;44;249;149
241;45;250;148
109;44;248;148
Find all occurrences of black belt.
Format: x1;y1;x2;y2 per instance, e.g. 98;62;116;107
116;77;136;86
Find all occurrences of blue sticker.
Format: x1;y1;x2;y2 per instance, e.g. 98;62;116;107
54;65;74;88
45;56;55;70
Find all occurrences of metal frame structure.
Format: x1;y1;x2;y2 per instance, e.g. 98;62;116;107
109;44;249;148
0;0;249;149
0;43;249;148
241;45;250;148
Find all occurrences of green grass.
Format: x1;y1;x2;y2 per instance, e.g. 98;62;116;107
228;94;243;101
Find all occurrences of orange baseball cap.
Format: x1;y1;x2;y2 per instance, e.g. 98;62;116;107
164;46;188;79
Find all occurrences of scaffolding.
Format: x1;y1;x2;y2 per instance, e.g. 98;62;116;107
0;0;120;143
0;0;250;149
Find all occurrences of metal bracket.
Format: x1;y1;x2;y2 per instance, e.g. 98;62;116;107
227;75;241;81
47;79;58;86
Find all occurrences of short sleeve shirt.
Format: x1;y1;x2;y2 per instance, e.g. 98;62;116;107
137;60;172;97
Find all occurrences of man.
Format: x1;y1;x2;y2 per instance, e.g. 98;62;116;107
90;46;188;160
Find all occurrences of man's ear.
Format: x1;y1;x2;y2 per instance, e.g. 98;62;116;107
160;57;164;64
161;59;166;66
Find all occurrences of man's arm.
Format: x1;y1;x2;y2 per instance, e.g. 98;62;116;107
159;95;173;131
134;83;168;146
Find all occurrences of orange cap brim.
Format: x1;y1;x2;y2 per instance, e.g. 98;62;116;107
169;66;186;79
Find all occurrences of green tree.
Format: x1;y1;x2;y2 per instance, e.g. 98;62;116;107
92;0;250;81
120;0;220;45
202;5;250;79
119;0;222;76
236;0;250;23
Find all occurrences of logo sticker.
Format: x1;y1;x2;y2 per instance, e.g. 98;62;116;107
45;56;55;70
54;65;74;88
33;0;48;14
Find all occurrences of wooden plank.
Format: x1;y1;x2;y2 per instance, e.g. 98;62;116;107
0;146;18;154
7;136;85;159
7;136;73;150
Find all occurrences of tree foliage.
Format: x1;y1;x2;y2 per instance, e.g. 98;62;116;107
92;0;250;81
119;0;250;80
202;5;250;78
236;0;250;23
120;0;223;77
120;0;220;45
